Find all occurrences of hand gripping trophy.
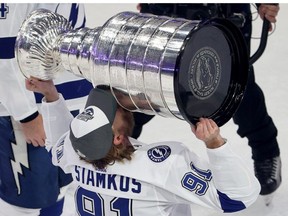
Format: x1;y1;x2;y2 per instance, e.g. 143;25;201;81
15;9;249;126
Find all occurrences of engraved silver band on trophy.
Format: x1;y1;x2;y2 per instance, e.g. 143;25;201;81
15;9;249;126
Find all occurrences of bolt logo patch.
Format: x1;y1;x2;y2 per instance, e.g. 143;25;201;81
147;145;171;162
188;47;221;100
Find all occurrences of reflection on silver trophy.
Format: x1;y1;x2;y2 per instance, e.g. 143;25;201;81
15;9;248;126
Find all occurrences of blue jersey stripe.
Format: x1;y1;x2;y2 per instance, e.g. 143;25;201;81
34;79;93;103
0;37;16;59
217;190;246;213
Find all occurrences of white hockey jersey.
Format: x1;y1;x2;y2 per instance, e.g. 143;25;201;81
0;3;90;120
41;95;261;216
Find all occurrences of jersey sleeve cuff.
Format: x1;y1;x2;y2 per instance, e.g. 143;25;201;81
19;111;39;123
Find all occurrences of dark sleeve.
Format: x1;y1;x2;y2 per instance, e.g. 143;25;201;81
132;113;154;139
139;3;175;16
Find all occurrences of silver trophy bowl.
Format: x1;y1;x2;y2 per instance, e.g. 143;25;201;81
15;9;249;126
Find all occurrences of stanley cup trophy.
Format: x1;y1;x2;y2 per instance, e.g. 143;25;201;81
15;9;249;126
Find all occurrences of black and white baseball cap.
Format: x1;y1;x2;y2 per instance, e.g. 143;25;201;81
70;87;117;161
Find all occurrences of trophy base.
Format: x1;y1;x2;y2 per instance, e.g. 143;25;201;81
175;18;249;126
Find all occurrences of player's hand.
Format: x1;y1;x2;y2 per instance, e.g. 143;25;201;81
191;118;225;149
25;77;59;102
21;114;46;147
258;4;279;31
136;3;141;11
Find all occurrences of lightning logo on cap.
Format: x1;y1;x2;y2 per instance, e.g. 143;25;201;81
77;107;94;122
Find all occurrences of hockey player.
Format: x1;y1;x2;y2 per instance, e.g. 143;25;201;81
0;4;93;215
135;3;281;198
26;77;261;216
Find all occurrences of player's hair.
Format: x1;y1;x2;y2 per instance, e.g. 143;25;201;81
81;106;135;169
90;142;135;169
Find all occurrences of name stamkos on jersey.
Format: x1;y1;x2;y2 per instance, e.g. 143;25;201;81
74;166;142;194
147;145;171;162
56;135;66;163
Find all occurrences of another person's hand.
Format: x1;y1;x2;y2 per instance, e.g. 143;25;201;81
21;114;46;147
191;118;225;149
258;4;280;31
24;77;58;146
136;3;141;11
25;77;59;102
